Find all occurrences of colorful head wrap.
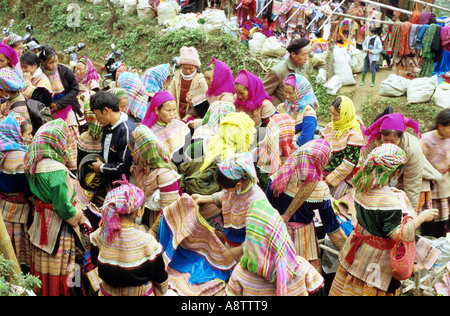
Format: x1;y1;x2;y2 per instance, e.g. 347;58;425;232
331;96;361;139
0;67;25;92
108;87;128;102
131;124;174;174
0;112;27;165
241;199;302;296
352;143;407;193
100;175;145;244
24;119;68;177
283;73;319;113
257;113;296;175
2;34;23;47
206;58;235;98
83;99;103;139
234;69;273;112
270;139;331;196
76;56;99;85
141;63;171;94
203;100;235;134
364;113;421;146
141;91;176;128
0;43;19;67
201;112;256;171
117;71;150;120
218;152;258;183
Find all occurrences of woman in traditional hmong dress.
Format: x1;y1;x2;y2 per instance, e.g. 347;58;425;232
141;91;190;166
39;46;82;172
225;199;324;296
24;119;86;296
141;63;172;97
255;113;296;191
0;113;33;270
117;71;150;124
189;94;235;160
234;69;276;128
192;152;267;251
362;113;443;212
277;73;318;147
89;178;168;296
20;51;53;107
75;56;100;95
1;34;23;75
76;99;103;167
0;67;29;121
129;124;181;237
419;108;450;238
266;139;347;272
321;96;365;199
204;58;235;104
157;194;237;296
179;112;256;231
329;144;438;296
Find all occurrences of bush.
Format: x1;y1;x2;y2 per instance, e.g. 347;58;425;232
0;254;41;296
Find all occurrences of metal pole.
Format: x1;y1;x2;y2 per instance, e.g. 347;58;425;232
275;0;309;22
256;0;273;18
317;0;346;32
302;0;332;30
410;0;450;14
333;12;396;25
358;0;412;15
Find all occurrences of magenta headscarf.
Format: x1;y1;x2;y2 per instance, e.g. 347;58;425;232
364;113;421;146
76;56;99;85
206;58;235;98
0;43;18;67
234;69;272;112
141;91;176;128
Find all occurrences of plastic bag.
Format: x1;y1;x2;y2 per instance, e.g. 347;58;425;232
379;74;411;97
201;9;227;34
137;1;155;19
248;32;266;55
349;51;365;74
261;36;286;58
407;75;438;104
433;83;450;108
334;45;356;85
323;75;343;95
316;68;327;84
123;0;137;15
157;1;181;26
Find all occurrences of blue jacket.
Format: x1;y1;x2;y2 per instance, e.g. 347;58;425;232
362;35;383;62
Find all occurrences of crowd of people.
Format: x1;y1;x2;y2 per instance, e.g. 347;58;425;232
0;7;449;297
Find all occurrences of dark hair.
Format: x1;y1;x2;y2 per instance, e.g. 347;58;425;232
380;129;403;139
331;97;342;112
287;38;310;54
431;108;450;131
20;51;41;67
90;91;120;112
373;106;394;123
369;27;378;35
38;45;57;63
19;119;32;134
214;168;242;189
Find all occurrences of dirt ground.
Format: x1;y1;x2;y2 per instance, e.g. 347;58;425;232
339;68;393;116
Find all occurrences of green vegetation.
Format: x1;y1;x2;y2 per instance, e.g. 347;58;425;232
0;253;41;296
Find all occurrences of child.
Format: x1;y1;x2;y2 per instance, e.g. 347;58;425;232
90;91;136;191
360;28;383;87
89;177;168;296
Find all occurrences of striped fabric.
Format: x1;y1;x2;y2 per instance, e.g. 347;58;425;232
90;224;163;271
221;183;267;230
150;119;190;159
118;71;150;121
0;112;27;169
22;69;53;101
270;139;331;197
420;130;450;176
141;63;171;94
237;98;276;128
158;194;236;285
76;56;99;86
257;113;296;175
225;260;323;296
100;280;156;297
0;67;25;92
24;119;68;177
353;143;407;194
166;265;226;296
131;124;174;174
328;96;362;140
283;73;319;113
240;199;323;296
287;221;319;261
204;100;236;134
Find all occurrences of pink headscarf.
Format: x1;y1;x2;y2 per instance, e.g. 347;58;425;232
141;91;176;128
0;43;18;67
206;58;235;98
364;113;421;146
234;69;273;112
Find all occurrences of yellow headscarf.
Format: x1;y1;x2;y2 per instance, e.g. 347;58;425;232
200;112;256;171
331;96;361;139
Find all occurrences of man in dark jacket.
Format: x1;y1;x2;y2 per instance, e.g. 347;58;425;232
90;91;136;191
